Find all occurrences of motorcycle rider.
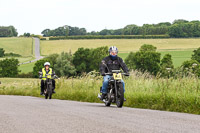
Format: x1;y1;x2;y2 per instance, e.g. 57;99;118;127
100;46;129;100
39;62;56;95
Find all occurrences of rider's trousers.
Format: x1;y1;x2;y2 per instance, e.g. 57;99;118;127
101;75;125;94
41;79;55;92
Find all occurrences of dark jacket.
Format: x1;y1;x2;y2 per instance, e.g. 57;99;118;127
100;55;129;75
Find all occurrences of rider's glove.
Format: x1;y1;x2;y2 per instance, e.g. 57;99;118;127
39;75;42;79
125;73;130;76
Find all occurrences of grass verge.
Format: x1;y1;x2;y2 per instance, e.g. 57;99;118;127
0;72;200;114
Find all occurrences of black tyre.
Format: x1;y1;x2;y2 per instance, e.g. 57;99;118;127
48;85;52;99
116;83;124;108
105;93;111;106
45;93;48;99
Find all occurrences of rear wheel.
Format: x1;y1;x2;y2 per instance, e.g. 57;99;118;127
116;83;124;108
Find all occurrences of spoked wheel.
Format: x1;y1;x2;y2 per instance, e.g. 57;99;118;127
45;93;48;99
105;93;111;106
48;85;52;99
116;83;124;108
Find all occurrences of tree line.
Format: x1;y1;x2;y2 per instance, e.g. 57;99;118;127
1;45;199;78
41;19;200;38
0;26;18;37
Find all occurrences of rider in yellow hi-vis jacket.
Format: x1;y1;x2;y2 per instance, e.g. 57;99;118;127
39;62;56;95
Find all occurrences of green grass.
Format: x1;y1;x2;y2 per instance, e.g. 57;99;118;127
41;39;200;55
0;37;33;56
1;73;200;114
119;49;194;68
0;37;36;73
19;62;35;73
40;39;199;68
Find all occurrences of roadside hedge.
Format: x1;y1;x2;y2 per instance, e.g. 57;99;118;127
41;35;170;40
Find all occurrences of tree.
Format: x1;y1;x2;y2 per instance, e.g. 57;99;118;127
0;48;5;57
0;58;19;77
125;44;161;75
181;60;200;77
33;59;53;78
192;47;200;63
54;52;76;77
73;46;108;74
45;53;59;68
160;54;174;77
73;48;92;74
139;44;157;52
89;46;108;71
125;52;136;70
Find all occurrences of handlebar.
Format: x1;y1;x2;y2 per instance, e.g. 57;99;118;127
105;73;129;76
39;74;60;79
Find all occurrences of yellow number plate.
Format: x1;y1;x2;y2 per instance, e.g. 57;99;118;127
113;73;122;80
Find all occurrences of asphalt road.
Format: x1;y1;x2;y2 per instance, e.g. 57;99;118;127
19;38;43;65
0;95;200;133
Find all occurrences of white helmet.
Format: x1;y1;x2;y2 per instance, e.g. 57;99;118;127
44;62;50;66
109;46;118;54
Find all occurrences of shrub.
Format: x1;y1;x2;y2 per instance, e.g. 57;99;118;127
125;44;161;75
4;52;21;57
160;54;174;77
0;58;19;77
46;35;170;40
33;59;53;78
0;48;5;57
54;52;76;77
192;47;200;63
181;60;200;77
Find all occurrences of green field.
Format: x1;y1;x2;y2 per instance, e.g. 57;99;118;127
19;62;35;73
1;74;200;114
41;39;200;54
0;37;33;57
0;37;35;73
119;50;193;67
41;39;199;68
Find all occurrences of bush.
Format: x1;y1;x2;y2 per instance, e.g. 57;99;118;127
181;60;200;77
33;59;53;78
46;35;170;40
0;48;5;57
0;58;19;77
125;44;161;75
4;52;21;57
192;47;200;63
73;48;92;74
54;52;76;77
17;72;34;78
73;46;108;74
160;54;174;77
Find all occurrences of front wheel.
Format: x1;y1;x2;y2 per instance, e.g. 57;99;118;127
116;83;124;108
105;93;111;106
48;85;52;99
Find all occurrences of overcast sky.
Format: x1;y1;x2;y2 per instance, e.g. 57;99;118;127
0;0;200;35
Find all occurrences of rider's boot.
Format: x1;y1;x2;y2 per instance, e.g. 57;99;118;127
40;92;44;95
124;98;126;101
101;93;106;100
52;88;56;93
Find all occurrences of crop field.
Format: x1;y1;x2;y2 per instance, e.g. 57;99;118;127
40;39;200;54
0;72;200;114
40;39;200;68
